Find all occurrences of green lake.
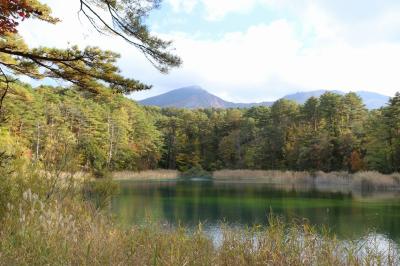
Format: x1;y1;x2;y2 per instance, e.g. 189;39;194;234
111;180;400;244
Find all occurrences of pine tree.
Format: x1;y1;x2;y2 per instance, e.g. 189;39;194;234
0;0;181;116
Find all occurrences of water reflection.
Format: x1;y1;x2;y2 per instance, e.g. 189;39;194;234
111;180;400;243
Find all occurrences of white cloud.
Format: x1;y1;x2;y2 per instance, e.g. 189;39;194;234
173;20;300;88
167;0;198;13
167;0;400;45
167;0;270;20
15;0;400;102
277;0;400;46
157;20;400;101
201;0;258;20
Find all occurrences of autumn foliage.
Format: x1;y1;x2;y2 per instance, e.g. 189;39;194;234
0;0;58;34
349;150;365;173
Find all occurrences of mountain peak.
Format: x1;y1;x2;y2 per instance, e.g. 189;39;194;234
139;87;389;109
139;85;234;109
175;85;205;92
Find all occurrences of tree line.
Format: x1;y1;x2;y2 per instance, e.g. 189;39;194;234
1;83;162;176
156;92;400;173
1;82;399;175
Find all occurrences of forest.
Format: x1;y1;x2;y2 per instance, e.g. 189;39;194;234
2;81;400;176
1;1;400;264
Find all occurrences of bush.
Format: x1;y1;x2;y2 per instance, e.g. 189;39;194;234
82;178;119;210
180;166;212;179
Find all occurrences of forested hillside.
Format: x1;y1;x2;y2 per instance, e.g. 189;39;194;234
2;83;400;175
1;83;163;176
155;92;400;173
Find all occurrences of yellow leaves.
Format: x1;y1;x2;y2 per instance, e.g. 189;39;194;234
5;83;34;102
25;0;60;24
0;128;15;151
0;127;31;167
0;33;41;78
0;32;29;52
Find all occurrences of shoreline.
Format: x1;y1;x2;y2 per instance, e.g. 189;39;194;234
111;169;179;181
111;169;400;191
214;170;400;190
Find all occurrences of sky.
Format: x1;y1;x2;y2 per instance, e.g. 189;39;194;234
19;0;400;102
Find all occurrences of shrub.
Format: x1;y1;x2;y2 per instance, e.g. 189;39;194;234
180;166;212;179
82;178;119;210
111;169;179;180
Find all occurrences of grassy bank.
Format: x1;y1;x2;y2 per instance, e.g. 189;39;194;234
214;170;400;190
0;168;398;265
214;170;310;182
114;169;400;191
111;169;179;181
1;198;398;265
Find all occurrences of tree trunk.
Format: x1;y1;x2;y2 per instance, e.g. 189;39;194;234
107;115;114;167
35;122;40;160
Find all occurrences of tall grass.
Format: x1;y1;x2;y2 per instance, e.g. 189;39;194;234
112;169;179;180
213;170;310;183
213;170;400;190
1;195;398;265
111;169;400;191
0;167;399;265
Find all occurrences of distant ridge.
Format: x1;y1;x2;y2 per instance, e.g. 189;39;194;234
283;90;389;109
139;86;273;109
139;86;389;109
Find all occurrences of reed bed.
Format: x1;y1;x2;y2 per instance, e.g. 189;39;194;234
213;170;400;190
213;170;310;183
111;169;400;191
112;169;179;180
0;170;399;265
0;194;398;266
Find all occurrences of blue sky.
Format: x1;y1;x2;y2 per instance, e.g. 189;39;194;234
20;0;400;102
147;2;286;39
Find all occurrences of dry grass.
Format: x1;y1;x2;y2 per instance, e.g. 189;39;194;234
314;171;400;189
1;194;398;266
111;169;179;181
0;168;399;265
352;171;400;188
213;169;400;190
213;170;310;183
112;169;400;190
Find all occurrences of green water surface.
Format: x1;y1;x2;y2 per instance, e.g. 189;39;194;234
111;180;400;242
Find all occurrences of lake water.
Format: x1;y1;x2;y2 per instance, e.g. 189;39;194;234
111;179;400;245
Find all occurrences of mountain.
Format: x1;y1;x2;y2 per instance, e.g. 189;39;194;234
282;90;343;103
354;91;390;109
139;86;273;109
282;90;389;109
139;86;389;109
